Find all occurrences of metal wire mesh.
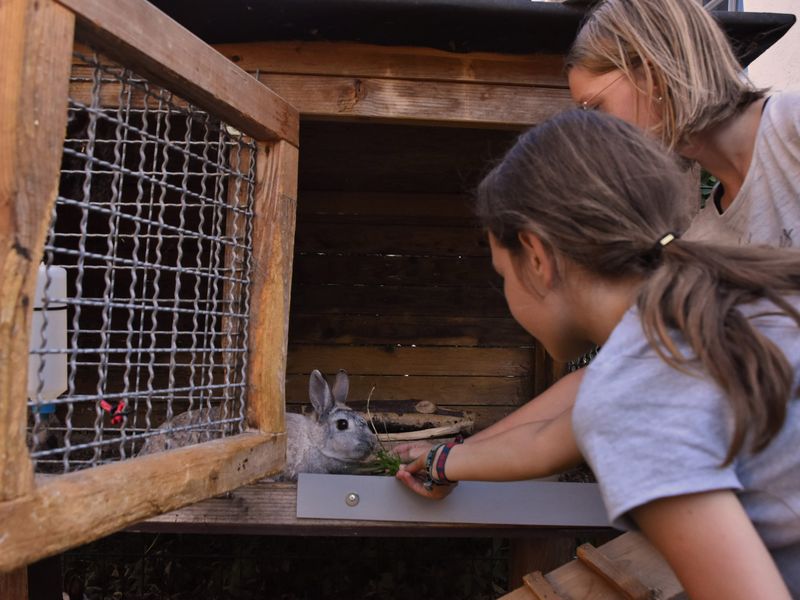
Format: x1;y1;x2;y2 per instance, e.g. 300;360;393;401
26;48;258;472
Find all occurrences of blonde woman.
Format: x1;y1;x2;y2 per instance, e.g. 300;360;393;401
567;0;799;247
413;0;800;451
396;110;800;598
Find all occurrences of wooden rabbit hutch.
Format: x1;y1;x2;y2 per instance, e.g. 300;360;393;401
0;0;793;596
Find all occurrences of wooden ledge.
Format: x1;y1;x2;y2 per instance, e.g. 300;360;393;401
0;432;285;572
135;478;613;538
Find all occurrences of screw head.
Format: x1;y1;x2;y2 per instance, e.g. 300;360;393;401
345;492;360;507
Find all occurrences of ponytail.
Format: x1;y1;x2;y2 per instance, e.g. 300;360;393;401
476;109;800;464
639;242;800;464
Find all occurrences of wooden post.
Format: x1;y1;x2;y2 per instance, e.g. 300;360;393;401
509;535;576;590
0;569;28;600
56;0;298;145
246;140;299;434
0;0;75;502
0;431;283;572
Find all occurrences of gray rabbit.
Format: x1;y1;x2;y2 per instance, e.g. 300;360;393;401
138;369;377;481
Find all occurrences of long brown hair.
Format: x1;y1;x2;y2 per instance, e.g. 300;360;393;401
476;109;800;463
566;0;765;150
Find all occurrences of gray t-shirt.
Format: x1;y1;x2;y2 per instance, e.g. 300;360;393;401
573;300;800;596
686;92;800;247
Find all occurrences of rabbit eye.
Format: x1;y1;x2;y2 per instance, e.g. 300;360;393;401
336;419;349;431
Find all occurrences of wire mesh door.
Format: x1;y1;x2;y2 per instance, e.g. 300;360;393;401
0;0;298;575
31;49;257;472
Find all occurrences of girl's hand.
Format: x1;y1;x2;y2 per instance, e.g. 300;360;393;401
392;441;432;463
394;442;458;500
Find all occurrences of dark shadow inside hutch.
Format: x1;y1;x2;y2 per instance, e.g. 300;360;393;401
287;121;544;431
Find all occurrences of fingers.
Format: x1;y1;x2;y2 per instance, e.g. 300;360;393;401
398;453;426;474
394;442;432;462
395;469;456;500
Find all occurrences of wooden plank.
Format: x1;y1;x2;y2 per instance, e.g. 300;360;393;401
216;41;568;87
293;254;498;287
0;0;75;502
0;431;285;572
533;344;567;397
576;543;652;600
290;284;509;317
256;73;573;128
218;141;252;413
137;479;607;538
246;141;298;433
286;374;533;406
511;537;576;591
523;572;566;600
545;532;684;600
294;221;488;256
0;569;27;600
503;587;537;600
298;191;474;222
298;121;518;195
56;0;299;145
287;345;531;377
285;401;514;433
288;314;532;347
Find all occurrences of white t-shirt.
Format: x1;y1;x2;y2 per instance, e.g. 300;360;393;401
573;301;800;596
686;92;800;247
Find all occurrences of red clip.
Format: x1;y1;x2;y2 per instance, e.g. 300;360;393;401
99;399;127;426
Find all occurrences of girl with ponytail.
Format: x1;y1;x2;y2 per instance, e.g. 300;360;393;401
445;0;800;470
396;110;800;599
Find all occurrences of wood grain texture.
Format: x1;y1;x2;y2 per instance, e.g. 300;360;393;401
298;191;475;222
0;569;27;600
287;345;531;377
247;141;299;433
289;314;531;347
56;0;299;144
294;221;488;256
217;41;567;87
287;374;531;405
511;536;576;591
576;543;652;600
0;0;75;502
256;73;572;128
523;571;565;600
500;532;685;600
297;122;517;194
293;253;498;287
290;284;509;317
0;432;285;573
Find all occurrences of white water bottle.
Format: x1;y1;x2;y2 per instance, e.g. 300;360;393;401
28;263;68;410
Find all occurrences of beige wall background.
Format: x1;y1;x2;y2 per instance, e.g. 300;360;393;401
745;0;800;90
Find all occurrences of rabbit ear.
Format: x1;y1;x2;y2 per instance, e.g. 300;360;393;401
309;369;334;417
332;369;349;405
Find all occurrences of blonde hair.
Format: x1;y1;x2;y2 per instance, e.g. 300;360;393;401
476;110;800;464
566;0;765;150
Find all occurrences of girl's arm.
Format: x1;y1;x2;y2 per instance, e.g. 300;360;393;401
395;407;582;499
632;491;791;600
467;369;585;442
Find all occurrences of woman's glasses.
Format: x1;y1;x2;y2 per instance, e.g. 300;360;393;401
580;72;625;111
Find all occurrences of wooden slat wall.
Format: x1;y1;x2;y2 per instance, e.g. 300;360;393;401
213;41;572;128
287;189;537;430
